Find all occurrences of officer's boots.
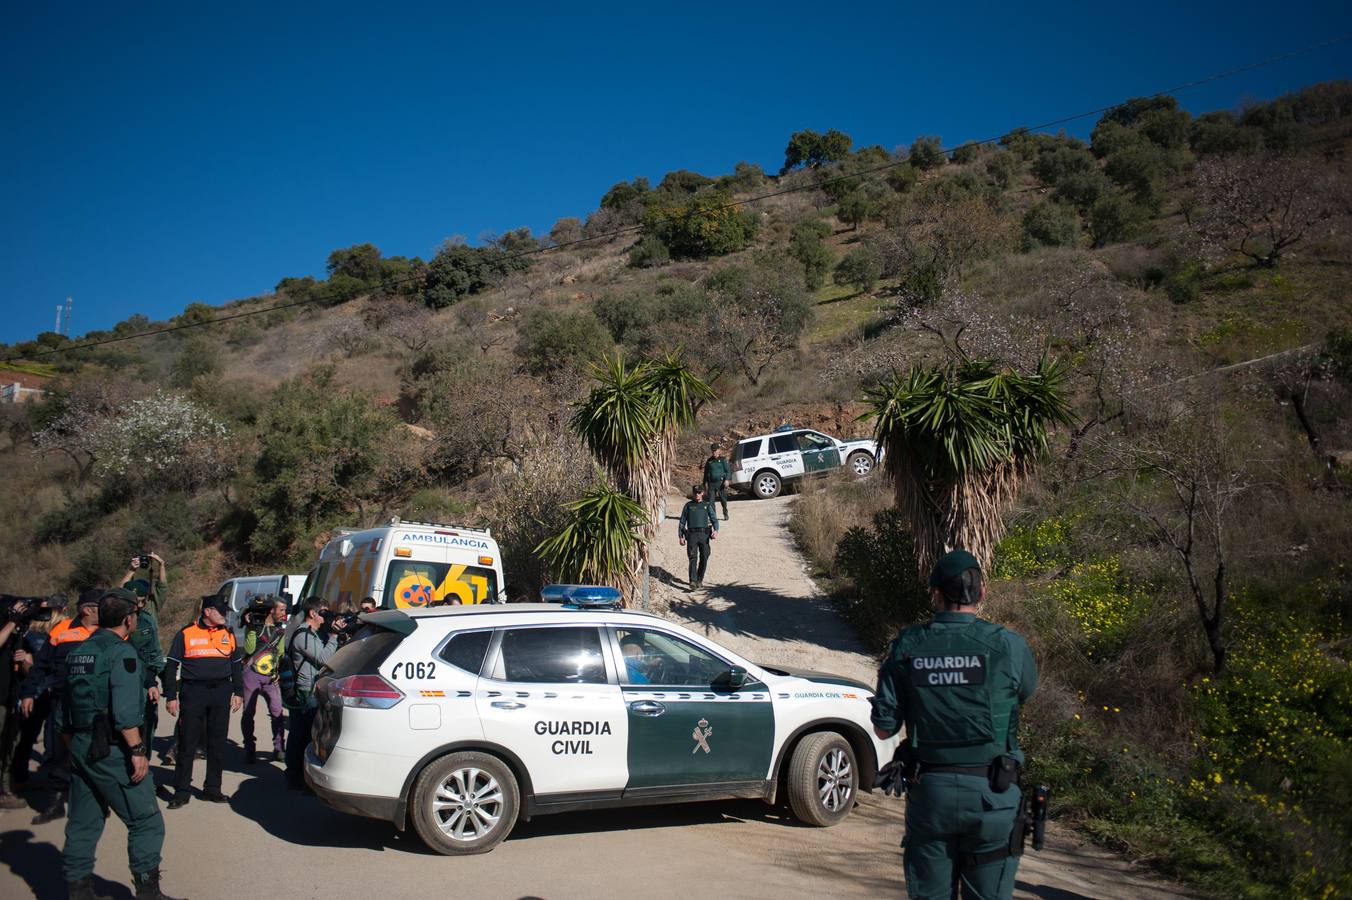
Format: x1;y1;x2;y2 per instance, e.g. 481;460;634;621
66;878;112;900
33;792;66;824
133;868;186;900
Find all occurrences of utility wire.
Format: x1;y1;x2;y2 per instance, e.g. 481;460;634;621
6;32;1349;365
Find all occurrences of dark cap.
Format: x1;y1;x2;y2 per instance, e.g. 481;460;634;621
692;483;705;494
77;590;103;608
201;595;229;615
710;443;720;450
929;550;981;589
123;578;151;598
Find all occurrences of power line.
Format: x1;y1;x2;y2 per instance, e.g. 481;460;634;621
6;32;1349;365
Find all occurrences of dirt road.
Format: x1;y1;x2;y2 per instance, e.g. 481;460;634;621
0;494;1190;900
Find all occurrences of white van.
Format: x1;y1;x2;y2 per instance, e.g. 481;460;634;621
302;518;506;610
215;573;309;630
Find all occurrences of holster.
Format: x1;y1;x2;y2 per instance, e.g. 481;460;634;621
87;712;111;762
990;754;1020;792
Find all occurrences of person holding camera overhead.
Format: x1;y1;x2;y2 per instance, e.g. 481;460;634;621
121;553;167;617
162;595;242;809
283;599;338;790
240;597;287;764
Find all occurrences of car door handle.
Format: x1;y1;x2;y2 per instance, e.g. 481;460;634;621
629;700;666;717
491;700;526;710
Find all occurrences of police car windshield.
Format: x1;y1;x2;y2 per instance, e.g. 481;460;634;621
383;560;498;608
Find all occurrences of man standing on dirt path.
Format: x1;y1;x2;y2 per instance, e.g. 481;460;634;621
702;443;731;521
871;550;1037;900
677;484;719;591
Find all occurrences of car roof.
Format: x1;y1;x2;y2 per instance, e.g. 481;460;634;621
399;602;668;623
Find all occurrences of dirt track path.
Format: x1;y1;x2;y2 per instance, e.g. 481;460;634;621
651;492;1193;900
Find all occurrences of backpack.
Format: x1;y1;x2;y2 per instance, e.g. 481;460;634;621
278;627;307;709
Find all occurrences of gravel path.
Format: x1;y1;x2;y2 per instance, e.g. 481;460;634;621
651;492;1195;900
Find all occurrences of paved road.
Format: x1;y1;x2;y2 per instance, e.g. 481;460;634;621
0;494;1192;900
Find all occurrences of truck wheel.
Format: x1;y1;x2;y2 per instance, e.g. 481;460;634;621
753;470;782;499
786;731;856;827
847;451;874;477
410;751;519;855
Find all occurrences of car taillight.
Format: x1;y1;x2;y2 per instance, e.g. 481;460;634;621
330;674;404;709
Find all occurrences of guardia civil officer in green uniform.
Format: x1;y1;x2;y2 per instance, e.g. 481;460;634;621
702;442;731;521
677;483;719;590
871;551;1037;900
123;579;165;749
61;589;184;900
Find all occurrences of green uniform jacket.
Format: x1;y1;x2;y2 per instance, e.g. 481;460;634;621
678;500;719;539
871;611;1037;766
61;629;145;734
702;456;730;484
128;607;165;689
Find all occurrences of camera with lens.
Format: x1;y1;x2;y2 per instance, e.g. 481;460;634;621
240;596;275;629
1;594;67;634
137;554;153;569
320;609;363;637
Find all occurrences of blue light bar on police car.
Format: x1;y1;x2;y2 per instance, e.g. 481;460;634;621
541;584;623;609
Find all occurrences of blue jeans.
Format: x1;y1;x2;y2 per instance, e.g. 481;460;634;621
284;695;316;785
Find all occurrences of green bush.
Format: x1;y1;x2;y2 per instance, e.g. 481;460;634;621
1104;142;1170;210
1052;171;1112;209
833;246;882;294
1021;202;1080;251
514;307;613;375
169;337;221;387
1190;111;1264;156
950;141;981;164
789;221;834;290
644;190;759;259
627;233;670;269
832;508;931;649
908;135;947;170
1089;191;1146;247
984;150;1020;189
599;177;651;224
886;163;919;193
327;243;384;284
1031;145;1097;186
422;243;529;309
1162;258;1203;304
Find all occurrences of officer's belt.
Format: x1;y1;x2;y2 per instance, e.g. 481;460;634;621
917;763;990;778
685;527;711;533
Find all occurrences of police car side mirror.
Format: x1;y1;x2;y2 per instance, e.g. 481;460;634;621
714;667;748;691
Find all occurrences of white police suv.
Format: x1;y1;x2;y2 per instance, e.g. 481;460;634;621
728;426;883;499
305;590;894;854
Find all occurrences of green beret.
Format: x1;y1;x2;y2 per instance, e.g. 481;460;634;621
929;550;981;589
123;578;151;598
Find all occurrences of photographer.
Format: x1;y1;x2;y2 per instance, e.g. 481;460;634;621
283;599;338;790
19;591;102;825
10;613;51;792
241;597;287;764
120;553;167;617
123;580;166;753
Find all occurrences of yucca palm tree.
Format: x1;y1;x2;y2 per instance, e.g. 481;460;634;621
535;484;648;589
862;354;1073;578
567;353;714;604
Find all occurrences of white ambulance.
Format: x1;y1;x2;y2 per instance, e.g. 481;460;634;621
301;518;507;610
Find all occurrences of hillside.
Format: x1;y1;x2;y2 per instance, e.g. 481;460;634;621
3;81;1351;897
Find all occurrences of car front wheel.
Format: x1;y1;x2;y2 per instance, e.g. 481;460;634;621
847;451;874;477
786;731;856;827
410;751;520;855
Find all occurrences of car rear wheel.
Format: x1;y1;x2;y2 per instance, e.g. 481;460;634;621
410;751;519;855
753;470;782;499
786;731;856;827
847;451;874;477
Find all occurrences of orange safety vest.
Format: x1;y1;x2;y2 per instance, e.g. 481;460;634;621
180;623;236;659
49;617;94;645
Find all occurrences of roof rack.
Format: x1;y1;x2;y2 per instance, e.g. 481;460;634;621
388;516;492;536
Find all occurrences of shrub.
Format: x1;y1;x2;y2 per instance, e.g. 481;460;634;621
1021;202;1080;250
89;391;232;492
950;141;981;164
644;190;759;259
908;135;947;170
1031;145;1097;186
550;217;585;246
833;508;931;649
1089;191;1146;246
886;164;919;193
789;224;834;290
169;337;220;387
326;243;384;284
716;161;765;193
627;233;670;269
599;177;651;224
1162;258;1203;304
514;307;613;375
1190;111;1264;156
833;246;883;293
704;257;812;384
1104;142;1170;210
422;243;529;309
1052;171;1112;209
984;150;1020;188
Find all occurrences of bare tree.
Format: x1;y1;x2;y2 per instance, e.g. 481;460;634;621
452;297;508;355
1192;151;1348;268
1107;402;1252;674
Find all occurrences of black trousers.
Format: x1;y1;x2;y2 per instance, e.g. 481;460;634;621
686;530;712;584
704;480;729;518
41;699;70;792
12;693;49;781
174;681;230;795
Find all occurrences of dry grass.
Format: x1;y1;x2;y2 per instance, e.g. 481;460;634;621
789;474;891;574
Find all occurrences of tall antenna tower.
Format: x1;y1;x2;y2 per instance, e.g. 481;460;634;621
54;305;63;334
62;296;72;336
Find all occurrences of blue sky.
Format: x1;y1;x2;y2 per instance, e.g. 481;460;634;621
2;1;1349;346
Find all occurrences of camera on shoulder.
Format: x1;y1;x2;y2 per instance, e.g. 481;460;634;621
1;594;67;632
241;596;275;628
